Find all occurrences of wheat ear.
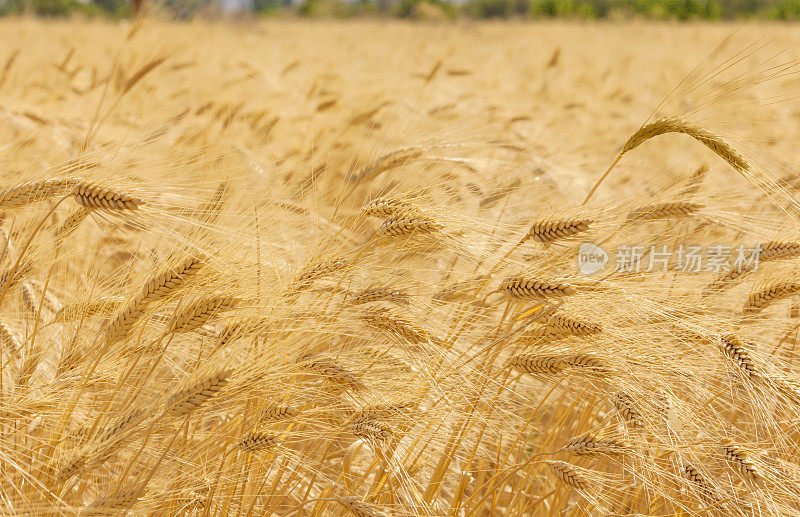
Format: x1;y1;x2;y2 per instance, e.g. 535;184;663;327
743;281;800;315
72;180;143;211
163;368;232;417
719;334;760;381
0;177;79;209
526;217;592;245
498;276;576;300
626;201;704;222
564;434;629;455
165;295;239;334
237;432;279;452
544;460;590;490
721;439;763;484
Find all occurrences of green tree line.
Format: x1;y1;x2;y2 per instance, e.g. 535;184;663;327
2;0;800;20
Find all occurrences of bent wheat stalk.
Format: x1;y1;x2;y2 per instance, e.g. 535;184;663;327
584;117;749;204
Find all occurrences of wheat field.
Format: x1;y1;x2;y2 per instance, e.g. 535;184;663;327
2;17;800;515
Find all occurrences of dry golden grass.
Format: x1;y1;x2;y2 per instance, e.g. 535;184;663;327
2;16;800;516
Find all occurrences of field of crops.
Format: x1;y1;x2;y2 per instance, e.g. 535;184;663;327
2;18;800;515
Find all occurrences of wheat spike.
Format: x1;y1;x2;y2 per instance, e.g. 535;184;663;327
743;281;800;315
258;403;300;421
360;307;436;345
759;240;800;261
544;460;590;490
0;321;22;358
543;313;601;336
349;287;409;306
626;201;704;222
215;317;269;348
682;463;719;503
526;217;592;245
83;486;144;515
50;297;123;324
299;356;362;388
361;196;417;218
562;353;608;372
375;214;443;240
350;417;392;442
333;495;389;517
498;275;576;300
614;391;644;428
0;177;79;209
703;267;751;295
237;432;278;452
54;207;92;243
508;353;564;375
141;256;205;300
351;146;425;184
21;280;63;317
622;117;749;173
164;368;231;417
105;257;203;344
721;439;763;484
165;295;239;334
680;164;709;195
564;433;629;455
72;180;143;211
294;257;350;289
719;334;760;381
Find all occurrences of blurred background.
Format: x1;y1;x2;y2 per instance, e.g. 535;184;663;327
2;0;800;21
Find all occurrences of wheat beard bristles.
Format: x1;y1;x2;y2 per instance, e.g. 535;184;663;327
0;177;80;209
526;217;593;245
164;368;232;417
72;180;144;211
83;486;145;515
544;460;590;490
622;117;749;173
349;417;392;442
54;207;92;242
51;297;123;324
498;276;576;300
359;307;436;345
743;281;800;315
